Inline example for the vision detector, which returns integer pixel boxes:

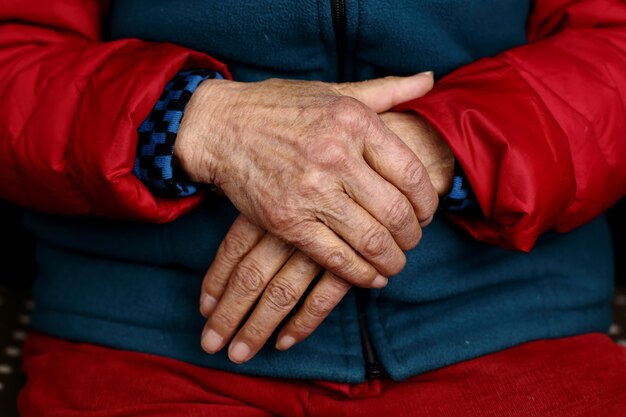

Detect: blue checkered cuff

[134,69,223,197]
[440,163,477,212]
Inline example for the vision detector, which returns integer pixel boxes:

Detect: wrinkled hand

[200,215,340,362]
[198,97,454,364]
[379,112,454,196]
[176,75,439,292]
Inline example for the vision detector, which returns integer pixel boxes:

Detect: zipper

[331,0,383,379]
[356,288,385,380]
[330,0,347,80]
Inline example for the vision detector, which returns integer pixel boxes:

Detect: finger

[380,111,455,198]
[227,251,321,364]
[200,215,265,318]
[421,215,434,227]
[316,194,406,277]
[286,220,386,289]
[343,160,422,250]
[276,272,351,351]
[335,72,434,114]
[362,127,439,225]
[201,234,295,354]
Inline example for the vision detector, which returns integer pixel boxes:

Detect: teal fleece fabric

[108,0,529,81]
[26,0,613,382]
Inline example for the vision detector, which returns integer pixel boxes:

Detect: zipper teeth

[331,0,347,81]
[330,0,381,379]
[357,289,385,380]
[331,0,346,30]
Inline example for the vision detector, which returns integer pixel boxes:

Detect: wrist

[135,69,222,197]
[175,78,236,186]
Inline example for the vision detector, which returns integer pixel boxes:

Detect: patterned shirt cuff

[134,69,223,197]
[439,162,478,212]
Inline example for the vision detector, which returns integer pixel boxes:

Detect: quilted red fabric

[18,332,626,416]
[401,0,626,250]
[0,0,230,223]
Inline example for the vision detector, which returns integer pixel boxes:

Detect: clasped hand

[174,73,453,364]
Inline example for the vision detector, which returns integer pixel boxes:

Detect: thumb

[335,71,434,113]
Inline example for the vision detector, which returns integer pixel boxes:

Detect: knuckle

[231,262,265,295]
[288,223,317,249]
[221,232,250,261]
[309,139,357,173]
[385,197,414,230]
[293,255,319,275]
[327,95,359,113]
[323,248,351,272]
[290,232,314,250]
[403,159,427,189]
[326,96,372,132]
[361,226,390,258]
[264,205,300,236]
[323,249,374,283]
[242,322,264,339]
[298,171,326,197]
[291,316,316,335]
[318,194,351,224]
[211,310,235,329]
[363,227,390,258]
[306,292,335,318]
[264,281,299,312]
[325,274,352,292]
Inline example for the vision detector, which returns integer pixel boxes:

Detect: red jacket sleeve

[0,0,231,222]
[397,0,626,251]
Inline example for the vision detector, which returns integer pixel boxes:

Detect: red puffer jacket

[1,0,625,251]
[0,0,230,223]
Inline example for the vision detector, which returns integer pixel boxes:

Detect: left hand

[199,111,454,364]
[379,111,454,196]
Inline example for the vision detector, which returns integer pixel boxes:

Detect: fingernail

[276,335,296,351]
[418,70,434,77]
[200,293,217,317]
[229,342,251,364]
[372,274,388,288]
[201,329,224,353]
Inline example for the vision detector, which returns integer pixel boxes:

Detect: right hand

[176,74,439,288]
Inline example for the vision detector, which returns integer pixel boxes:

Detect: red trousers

[19,332,626,417]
